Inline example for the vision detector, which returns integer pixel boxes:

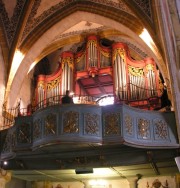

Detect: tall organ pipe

[112,44,127,101]
[60,52,74,95]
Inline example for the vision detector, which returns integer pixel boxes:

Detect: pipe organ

[35,35,162,109]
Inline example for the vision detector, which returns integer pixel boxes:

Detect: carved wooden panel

[103,112,120,136]
[154,119,169,140]
[63,111,79,134]
[44,113,57,136]
[33,119,42,140]
[124,114,133,136]
[84,113,100,135]
[137,118,150,139]
[17,123,31,144]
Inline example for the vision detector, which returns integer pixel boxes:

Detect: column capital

[127,176,139,188]
[0,170,11,188]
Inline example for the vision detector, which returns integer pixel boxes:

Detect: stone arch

[7,11,167,107]
[0,46,6,127]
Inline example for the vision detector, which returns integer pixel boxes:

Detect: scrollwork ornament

[63,111,79,133]
[47,77,60,90]
[44,114,57,136]
[17,123,31,143]
[104,112,120,136]
[84,113,99,135]
[125,114,133,136]
[128,65,144,77]
[113,48,125,63]
[154,119,168,140]
[138,118,150,139]
[33,119,42,140]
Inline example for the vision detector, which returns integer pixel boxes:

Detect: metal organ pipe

[60,52,74,95]
[113,57,118,97]
[113,53,127,100]
[117,55,122,98]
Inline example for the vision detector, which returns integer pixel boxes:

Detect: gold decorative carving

[154,120,168,139]
[18,123,31,143]
[128,65,144,76]
[113,48,125,61]
[75,53,86,63]
[47,77,60,90]
[87,39,97,48]
[85,113,99,135]
[138,118,150,139]
[61,57,74,70]
[146,64,154,71]
[33,119,41,140]
[44,114,57,135]
[63,111,79,133]
[100,48,111,58]
[38,81,45,89]
[104,113,120,135]
[125,114,133,136]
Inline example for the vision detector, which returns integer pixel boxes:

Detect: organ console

[34,35,163,110]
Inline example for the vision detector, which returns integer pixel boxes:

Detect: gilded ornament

[154,119,168,139]
[33,119,41,140]
[104,113,120,135]
[138,118,150,139]
[100,49,111,58]
[85,113,99,135]
[128,66,144,77]
[63,111,79,133]
[47,77,60,90]
[146,64,154,71]
[87,40,97,48]
[44,114,57,135]
[17,123,31,143]
[75,53,85,63]
[61,57,74,70]
[112,48,125,63]
[125,114,133,135]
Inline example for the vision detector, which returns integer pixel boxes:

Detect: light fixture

[75,168,93,174]
[3,161,8,166]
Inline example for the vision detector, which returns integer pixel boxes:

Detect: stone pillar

[175,156,180,171]
[0,171,11,188]
[176,174,180,188]
[83,181,90,188]
[44,181,52,188]
[32,181,53,188]
[127,177,138,188]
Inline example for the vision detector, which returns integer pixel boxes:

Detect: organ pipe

[61,52,74,95]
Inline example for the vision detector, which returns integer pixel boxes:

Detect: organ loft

[34,35,165,111]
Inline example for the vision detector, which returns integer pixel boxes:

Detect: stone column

[127,177,138,188]
[0,171,11,188]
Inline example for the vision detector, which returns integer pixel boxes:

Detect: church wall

[29,176,177,188]
[138,175,176,188]
[5,177,27,188]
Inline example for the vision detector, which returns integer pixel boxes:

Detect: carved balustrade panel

[84,113,100,136]
[63,111,79,134]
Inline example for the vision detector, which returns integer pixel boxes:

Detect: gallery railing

[2,83,163,129]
